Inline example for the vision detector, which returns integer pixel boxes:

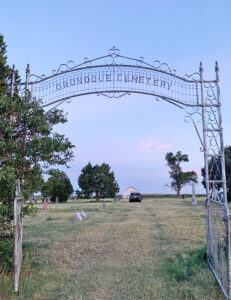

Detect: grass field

[0,197,225,300]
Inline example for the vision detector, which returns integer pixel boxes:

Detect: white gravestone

[75,212,83,221]
[80,211,87,218]
[191,183,197,206]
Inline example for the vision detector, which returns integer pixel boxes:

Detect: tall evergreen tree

[0,35,10,97]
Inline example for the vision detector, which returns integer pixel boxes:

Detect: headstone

[75,212,83,221]
[43,201,48,210]
[191,183,197,206]
[114,196,118,203]
[80,211,87,218]
[55,197,59,204]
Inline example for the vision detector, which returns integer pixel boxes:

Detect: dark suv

[129,193,142,202]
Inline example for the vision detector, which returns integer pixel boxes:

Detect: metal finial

[215,61,219,72]
[200,61,203,72]
[108,46,120,56]
[25,64,30,93]
[10,64,16,97]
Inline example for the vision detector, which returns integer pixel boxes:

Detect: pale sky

[1,0,231,194]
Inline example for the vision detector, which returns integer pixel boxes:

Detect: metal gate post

[10,64,15,97]
[25,64,30,98]
[215,61,231,298]
[200,62,211,260]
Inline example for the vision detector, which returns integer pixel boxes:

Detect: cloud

[140,141,154,148]
[139,140,173,152]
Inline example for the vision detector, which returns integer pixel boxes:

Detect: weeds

[0,237,13,273]
[165,247,207,282]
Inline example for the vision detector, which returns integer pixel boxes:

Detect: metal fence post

[10,64,15,97]
[25,64,30,98]
[200,62,211,260]
[215,61,231,298]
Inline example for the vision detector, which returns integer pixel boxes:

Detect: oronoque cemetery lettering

[56,71,173,91]
[29,63,199,107]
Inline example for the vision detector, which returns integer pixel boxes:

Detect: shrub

[0,236,13,273]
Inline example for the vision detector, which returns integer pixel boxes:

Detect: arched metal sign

[20,46,201,108]
[15,46,231,299]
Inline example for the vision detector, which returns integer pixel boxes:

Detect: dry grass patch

[0,197,226,300]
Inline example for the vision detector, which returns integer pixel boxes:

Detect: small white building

[122,186,139,199]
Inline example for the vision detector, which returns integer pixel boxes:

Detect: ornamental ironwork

[13,47,231,299]
[17,46,206,108]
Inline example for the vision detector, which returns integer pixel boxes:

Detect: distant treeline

[118,194,206,199]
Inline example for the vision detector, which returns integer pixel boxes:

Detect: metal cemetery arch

[15,47,230,299]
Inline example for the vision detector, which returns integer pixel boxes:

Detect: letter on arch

[63,81,69,88]
[56,83,62,90]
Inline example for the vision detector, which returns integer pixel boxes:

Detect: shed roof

[123,186,139,192]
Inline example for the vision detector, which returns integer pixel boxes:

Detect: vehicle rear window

[131,193,139,196]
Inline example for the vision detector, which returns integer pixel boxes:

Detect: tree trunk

[96,192,100,201]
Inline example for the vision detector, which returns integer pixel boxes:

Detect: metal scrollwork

[184,106,204,150]
[52,60,76,75]
[136,56,144,67]
[98,92,131,99]
[29,73,47,82]
[184,106,202,123]
[152,60,176,75]
[108,46,120,57]
[183,72,200,81]
[27,46,186,83]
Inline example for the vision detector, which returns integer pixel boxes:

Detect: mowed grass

[0,197,225,300]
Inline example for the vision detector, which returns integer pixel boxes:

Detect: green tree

[0,35,10,97]
[0,35,75,234]
[77,162,94,198]
[201,146,231,201]
[0,35,20,97]
[165,151,198,197]
[78,162,119,200]
[41,170,74,202]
